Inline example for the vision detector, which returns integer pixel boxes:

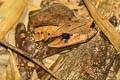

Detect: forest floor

[0,0,120,80]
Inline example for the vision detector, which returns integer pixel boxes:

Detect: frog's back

[29,3,75,27]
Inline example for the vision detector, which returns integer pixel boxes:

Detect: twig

[41,54,65,80]
[0,39,60,80]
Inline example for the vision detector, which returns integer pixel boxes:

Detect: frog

[15,3,97,79]
[28,3,97,48]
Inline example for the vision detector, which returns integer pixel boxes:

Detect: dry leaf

[0,0,27,39]
[28,0,41,11]
[0,51,9,80]
[6,50,21,80]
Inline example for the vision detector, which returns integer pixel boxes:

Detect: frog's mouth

[48,30,97,48]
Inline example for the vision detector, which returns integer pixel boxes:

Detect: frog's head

[31,20,97,48]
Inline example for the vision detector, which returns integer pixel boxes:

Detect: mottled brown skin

[28,3,75,32]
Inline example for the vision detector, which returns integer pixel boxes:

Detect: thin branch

[0,39,60,80]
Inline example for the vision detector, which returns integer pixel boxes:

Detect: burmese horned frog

[15,3,97,79]
[28,3,97,48]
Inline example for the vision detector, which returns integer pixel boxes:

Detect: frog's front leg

[15,23,33,79]
[15,22,50,79]
[15,23,27,67]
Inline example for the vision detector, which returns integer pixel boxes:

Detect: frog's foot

[15,23,27,48]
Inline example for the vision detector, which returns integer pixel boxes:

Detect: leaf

[41,54,64,80]
[28,0,41,11]
[116,70,120,80]
[6,50,21,80]
[0,0,27,40]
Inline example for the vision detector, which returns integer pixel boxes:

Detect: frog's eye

[61,33,70,40]
[90,21,96,28]
[48,33,50,35]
